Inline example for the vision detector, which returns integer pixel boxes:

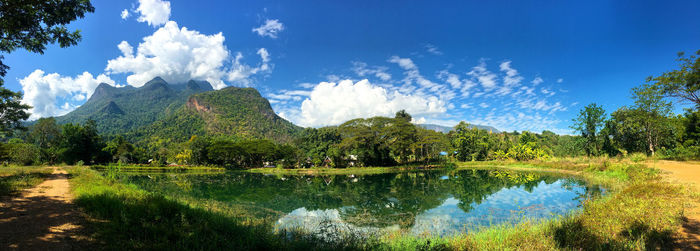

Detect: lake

[111,168,604,237]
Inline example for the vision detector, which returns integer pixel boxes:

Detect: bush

[629,153,647,163]
[5,142,40,166]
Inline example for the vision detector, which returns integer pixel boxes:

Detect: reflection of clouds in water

[276,207,399,241]
[276,180,588,238]
[411,180,585,236]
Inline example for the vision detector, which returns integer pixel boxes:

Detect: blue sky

[5,0,699,134]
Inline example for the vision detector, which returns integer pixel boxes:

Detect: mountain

[130,86,302,144]
[55,77,214,135]
[418,123,500,134]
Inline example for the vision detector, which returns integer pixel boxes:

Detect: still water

[115,169,603,237]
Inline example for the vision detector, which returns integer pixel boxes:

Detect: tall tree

[645,51,700,108]
[571,103,606,156]
[388,111,416,163]
[631,85,673,156]
[28,117,62,163]
[0,0,94,134]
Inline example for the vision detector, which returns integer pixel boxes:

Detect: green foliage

[338,117,397,166]
[603,87,677,157]
[645,50,700,108]
[571,103,606,156]
[452,122,492,161]
[60,120,106,164]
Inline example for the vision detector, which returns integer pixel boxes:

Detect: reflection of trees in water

[124,169,602,228]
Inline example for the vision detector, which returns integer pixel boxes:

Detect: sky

[4,0,699,134]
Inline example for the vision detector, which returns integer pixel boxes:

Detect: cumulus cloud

[136,0,171,27]
[252,19,285,38]
[105,21,270,89]
[20,70,116,119]
[121,9,130,20]
[288,79,446,127]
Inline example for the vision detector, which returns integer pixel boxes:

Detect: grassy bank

[90,164,225,172]
[0,166,52,197]
[380,158,690,250]
[244,163,453,175]
[65,158,693,250]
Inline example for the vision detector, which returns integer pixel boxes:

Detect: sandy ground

[0,167,92,250]
[650,160,700,250]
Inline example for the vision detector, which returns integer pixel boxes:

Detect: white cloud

[495,61,523,96]
[531,77,543,85]
[556,78,563,83]
[289,79,447,127]
[121,9,130,20]
[252,19,285,38]
[352,61,391,81]
[479,102,489,108]
[227,48,273,86]
[467,60,498,90]
[19,70,116,120]
[136,0,171,27]
[106,21,270,89]
[438,70,461,89]
[388,56,451,99]
[298,82,316,89]
[425,44,443,55]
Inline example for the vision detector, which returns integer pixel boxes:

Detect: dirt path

[650,160,700,250]
[0,167,92,250]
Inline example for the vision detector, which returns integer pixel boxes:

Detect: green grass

[0,166,53,197]
[65,157,692,250]
[245,163,454,175]
[90,164,225,172]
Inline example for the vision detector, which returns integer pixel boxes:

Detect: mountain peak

[90,83,118,101]
[186,80,214,92]
[142,77,170,90]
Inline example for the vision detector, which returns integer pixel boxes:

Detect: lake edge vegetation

[63,155,695,250]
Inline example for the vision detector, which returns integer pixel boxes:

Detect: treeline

[3,118,148,165]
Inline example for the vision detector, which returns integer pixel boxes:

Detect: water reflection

[117,169,603,237]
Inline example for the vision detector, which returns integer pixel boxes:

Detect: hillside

[56,77,213,135]
[129,86,303,144]
[418,123,500,134]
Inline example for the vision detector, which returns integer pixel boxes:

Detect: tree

[102,135,135,163]
[387,111,416,163]
[631,86,673,156]
[645,51,700,108]
[452,122,491,161]
[28,117,62,163]
[60,120,105,164]
[571,103,606,156]
[0,0,95,134]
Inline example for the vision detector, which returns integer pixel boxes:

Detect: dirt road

[651,160,700,250]
[0,167,92,250]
